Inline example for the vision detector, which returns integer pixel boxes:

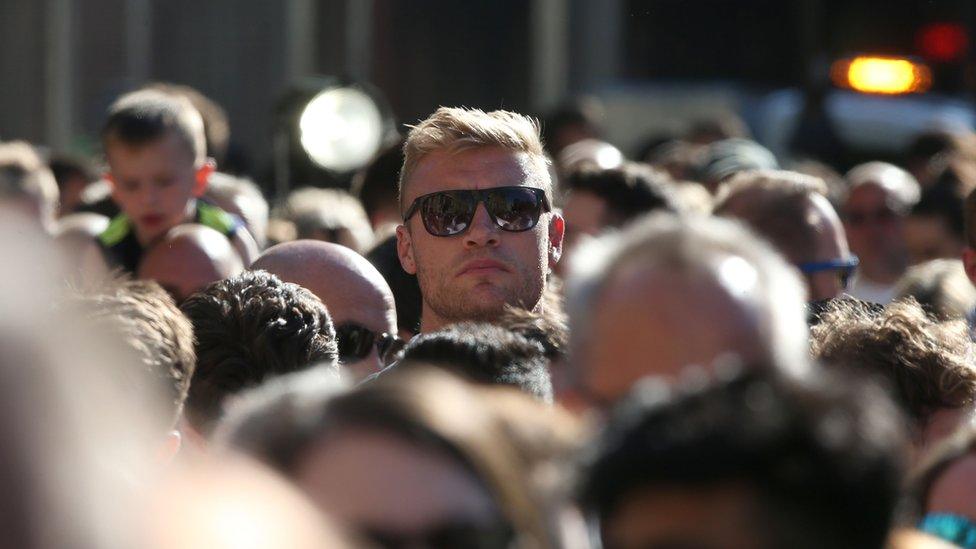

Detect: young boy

[85,89,257,275]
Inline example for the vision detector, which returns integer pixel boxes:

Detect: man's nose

[464,202,500,248]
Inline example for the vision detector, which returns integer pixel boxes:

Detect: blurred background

[2,0,975,194]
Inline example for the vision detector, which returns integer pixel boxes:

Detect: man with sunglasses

[396,107,565,332]
[251,240,401,380]
[841,162,919,304]
[714,169,856,302]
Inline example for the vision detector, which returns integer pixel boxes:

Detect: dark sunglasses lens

[337,326,375,362]
[422,192,474,236]
[376,334,404,364]
[486,188,543,231]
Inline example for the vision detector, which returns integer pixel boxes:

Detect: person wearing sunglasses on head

[251,240,401,381]
[395,107,565,333]
[714,169,856,302]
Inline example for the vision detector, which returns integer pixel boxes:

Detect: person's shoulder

[196,201,243,236]
[97,213,132,248]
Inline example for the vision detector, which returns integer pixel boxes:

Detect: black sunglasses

[402,186,551,237]
[335,323,403,365]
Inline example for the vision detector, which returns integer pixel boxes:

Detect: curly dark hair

[811,298,976,428]
[181,270,338,434]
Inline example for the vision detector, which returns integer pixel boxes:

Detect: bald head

[715,170,851,301]
[567,213,810,408]
[137,224,244,303]
[252,240,397,379]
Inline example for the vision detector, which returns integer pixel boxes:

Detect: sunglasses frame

[401,186,551,237]
[335,323,403,365]
[797,256,860,289]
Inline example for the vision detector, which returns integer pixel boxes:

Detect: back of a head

[204,172,269,250]
[180,270,338,435]
[563,162,681,227]
[916,160,976,246]
[714,169,832,264]
[73,278,195,431]
[397,322,554,402]
[567,212,811,387]
[278,187,374,253]
[102,89,206,167]
[581,369,907,549]
[696,138,778,191]
[137,224,245,303]
[894,259,976,320]
[350,141,404,228]
[811,298,976,433]
[0,141,58,231]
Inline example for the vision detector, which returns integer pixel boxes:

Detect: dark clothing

[97,201,242,273]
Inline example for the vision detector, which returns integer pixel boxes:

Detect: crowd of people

[5,83,976,548]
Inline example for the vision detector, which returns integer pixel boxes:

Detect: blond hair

[399,107,550,205]
[0,141,58,227]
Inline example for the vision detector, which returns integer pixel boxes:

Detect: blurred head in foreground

[581,369,907,549]
[566,213,810,409]
[0,141,58,233]
[910,428,976,548]
[219,367,578,549]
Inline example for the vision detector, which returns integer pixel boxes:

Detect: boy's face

[106,131,208,245]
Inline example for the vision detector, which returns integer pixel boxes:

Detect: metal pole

[45,0,73,150]
[345,0,373,81]
[530,0,569,112]
[125,0,152,84]
[286,0,317,84]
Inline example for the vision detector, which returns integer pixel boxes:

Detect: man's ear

[156,430,182,464]
[548,212,565,267]
[193,158,216,197]
[396,224,417,275]
[963,247,976,287]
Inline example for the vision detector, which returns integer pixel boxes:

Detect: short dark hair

[366,233,422,336]
[102,89,206,166]
[397,322,553,402]
[581,369,906,549]
[180,270,338,434]
[563,162,681,226]
[918,161,976,244]
[351,141,403,222]
[73,279,195,429]
[146,82,230,164]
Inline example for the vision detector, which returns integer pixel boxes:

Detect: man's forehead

[404,146,549,199]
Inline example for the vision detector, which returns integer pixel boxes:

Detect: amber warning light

[830,56,932,95]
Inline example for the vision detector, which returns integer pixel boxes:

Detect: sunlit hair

[894,259,976,321]
[0,141,58,229]
[713,169,832,264]
[567,212,811,378]
[102,88,207,167]
[71,278,196,429]
[399,107,551,206]
[811,298,976,428]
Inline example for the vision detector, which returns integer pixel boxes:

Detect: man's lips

[457,259,510,277]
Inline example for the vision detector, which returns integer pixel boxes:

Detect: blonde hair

[399,107,550,205]
[0,141,58,227]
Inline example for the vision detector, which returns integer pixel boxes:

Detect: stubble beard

[417,263,546,326]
